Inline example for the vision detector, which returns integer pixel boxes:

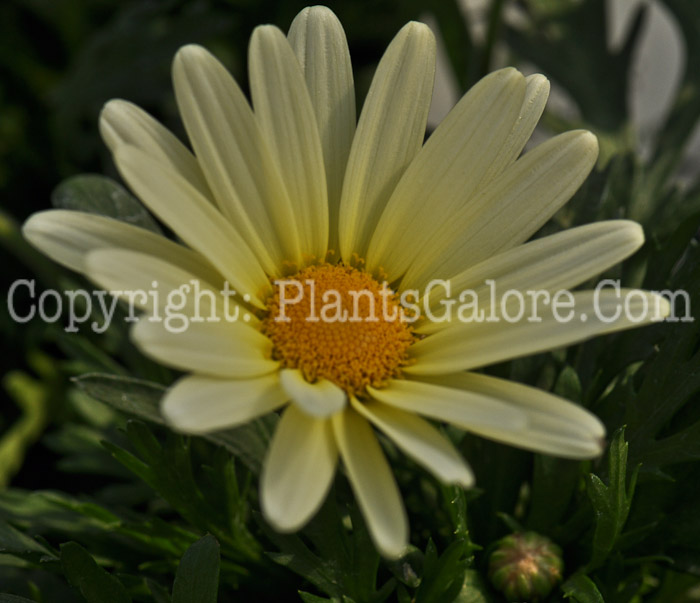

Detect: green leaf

[0,489,109,534]
[104,424,203,526]
[60,541,131,603]
[207,414,278,474]
[265,536,341,598]
[77,372,276,474]
[415,539,469,603]
[339,505,385,602]
[439,484,480,557]
[527,456,581,535]
[619,238,700,472]
[562,573,604,603]
[72,373,166,425]
[454,570,494,603]
[52,174,162,234]
[147,579,172,603]
[298,592,336,603]
[0,520,55,562]
[554,365,582,402]
[171,534,220,603]
[586,428,637,569]
[55,331,129,376]
[0,595,40,603]
[104,421,259,571]
[264,498,394,602]
[396,585,413,603]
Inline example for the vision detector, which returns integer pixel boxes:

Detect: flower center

[261,263,414,395]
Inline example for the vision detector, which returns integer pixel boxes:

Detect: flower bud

[488,532,563,601]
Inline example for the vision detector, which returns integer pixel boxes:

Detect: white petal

[470,426,603,458]
[367,379,527,431]
[99,99,213,200]
[351,397,473,486]
[419,220,645,334]
[113,144,269,307]
[366,67,526,278]
[84,248,243,318]
[132,319,277,378]
[250,26,328,259]
[162,374,288,434]
[261,404,337,531]
[172,44,301,271]
[338,22,435,262]
[332,409,408,558]
[280,369,346,417]
[22,210,221,285]
[417,372,605,458]
[408,289,671,375]
[507,74,550,163]
[288,6,356,252]
[401,130,600,289]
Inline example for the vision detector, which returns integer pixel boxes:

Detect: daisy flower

[23,6,669,558]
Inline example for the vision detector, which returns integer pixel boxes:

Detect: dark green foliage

[1,0,700,601]
[586,429,638,570]
[51,175,163,234]
[505,0,639,132]
[262,502,395,601]
[562,573,605,603]
[60,541,132,603]
[171,535,220,603]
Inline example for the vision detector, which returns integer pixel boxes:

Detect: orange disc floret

[261,263,414,395]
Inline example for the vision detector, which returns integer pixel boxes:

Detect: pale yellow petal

[22,210,221,286]
[366,67,526,278]
[332,409,408,558]
[162,374,287,434]
[261,404,337,531]
[367,379,527,431]
[99,99,213,200]
[351,398,473,486]
[280,369,346,417]
[84,248,243,317]
[172,44,301,270]
[113,145,269,307]
[417,372,605,458]
[401,130,599,290]
[408,290,670,375]
[472,423,603,458]
[418,220,644,334]
[288,6,355,252]
[338,22,435,262]
[131,319,277,378]
[505,74,550,165]
[250,26,328,259]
